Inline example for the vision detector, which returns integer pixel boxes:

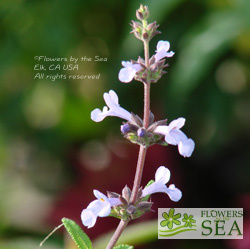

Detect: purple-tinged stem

[105,219,129,249]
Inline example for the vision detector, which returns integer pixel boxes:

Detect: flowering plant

[42,4,195,249]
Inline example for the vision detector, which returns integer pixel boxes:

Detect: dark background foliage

[0,0,249,248]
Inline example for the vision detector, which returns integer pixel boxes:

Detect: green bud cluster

[129,5,170,84]
[133,56,169,84]
[108,186,152,221]
[131,4,161,42]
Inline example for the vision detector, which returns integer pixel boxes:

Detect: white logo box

[158,208,243,239]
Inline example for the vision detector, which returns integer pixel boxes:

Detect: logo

[158,208,243,239]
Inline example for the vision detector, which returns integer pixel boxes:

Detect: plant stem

[143,82,150,129]
[144,40,150,68]
[105,144,147,248]
[130,145,147,204]
[143,38,150,129]
[105,219,129,249]
[130,39,151,203]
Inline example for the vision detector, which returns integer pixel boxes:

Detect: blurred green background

[0,0,250,248]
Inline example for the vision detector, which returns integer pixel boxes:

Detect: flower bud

[149,56,155,66]
[127,204,136,215]
[149,111,154,125]
[119,196,129,206]
[136,10,144,21]
[122,185,131,202]
[121,124,131,134]
[136,4,150,21]
[143,32,149,40]
[107,191,120,198]
[136,187,143,201]
[136,201,152,212]
[137,128,146,137]
[120,209,129,220]
[130,113,143,127]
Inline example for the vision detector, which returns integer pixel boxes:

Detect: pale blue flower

[154,40,175,62]
[154,118,195,157]
[118,61,142,83]
[91,90,131,122]
[81,190,122,228]
[142,166,182,202]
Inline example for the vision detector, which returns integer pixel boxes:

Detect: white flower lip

[81,190,122,228]
[91,90,131,122]
[154,40,175,62]
[178,138,195,158]
[81,209,97,229]
[118,61,142,83]
[142,166,182,202]
[154,117,195,157]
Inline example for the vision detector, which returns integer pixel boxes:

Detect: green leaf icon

[62,218,92,249]
[160,208,181,229]
[182,213,196,228]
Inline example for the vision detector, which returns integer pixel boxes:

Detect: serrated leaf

[62,218,92,249]
[113,244,134,249]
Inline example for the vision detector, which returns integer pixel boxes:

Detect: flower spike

[91,90,132,122]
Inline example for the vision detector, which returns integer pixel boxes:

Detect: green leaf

[113,244,134,249]
[141,180,154,201]
[145,179,154,188]
[62,218,92,249]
